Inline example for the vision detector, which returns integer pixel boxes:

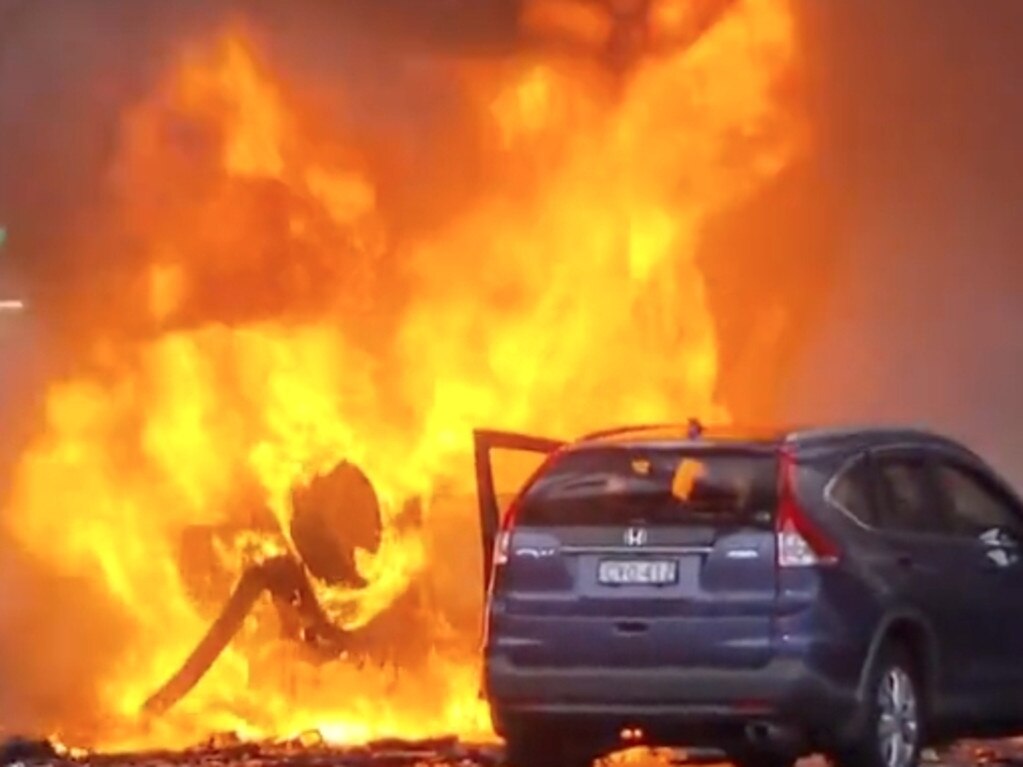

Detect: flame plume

[5,0,799,750]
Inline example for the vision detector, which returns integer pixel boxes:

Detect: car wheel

[834,646,924,767]
[504,728,597,767]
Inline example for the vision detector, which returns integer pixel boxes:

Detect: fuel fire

[3,0,798,752]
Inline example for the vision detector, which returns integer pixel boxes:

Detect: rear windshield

[516,446,778,527]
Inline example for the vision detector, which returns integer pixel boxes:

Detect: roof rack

[785,424,940,443]
[578,419,708,443]
[576,423,675,442]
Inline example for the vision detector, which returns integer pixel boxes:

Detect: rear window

[828,455,877,526]
[516,446,778,527]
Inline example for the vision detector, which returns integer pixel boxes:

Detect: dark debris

[0,736,503,767]
[0,739,59,766]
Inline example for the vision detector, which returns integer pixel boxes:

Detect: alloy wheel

[876,665,920,767]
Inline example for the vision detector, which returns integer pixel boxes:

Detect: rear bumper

[485,653,859,737]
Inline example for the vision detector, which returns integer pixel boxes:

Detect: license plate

[597,559,678,585]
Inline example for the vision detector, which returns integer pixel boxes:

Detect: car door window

[875,454,949,535]
[829,455,877,527]
[934,461,1023,540]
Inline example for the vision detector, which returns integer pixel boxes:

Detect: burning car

[2,0,800,748]
[148,458,487,715]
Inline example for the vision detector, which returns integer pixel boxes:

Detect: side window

[829,455,876,526]
[934,461,1023,539]
[875,454,948,534]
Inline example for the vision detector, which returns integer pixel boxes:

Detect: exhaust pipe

[744,722,802,750]
[745,722,772,746]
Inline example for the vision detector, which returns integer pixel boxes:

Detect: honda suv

[475,424,1023,767]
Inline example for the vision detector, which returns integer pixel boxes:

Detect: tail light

[491,494,521,571]
[490,449,564,571]
[493,530,512,567]
[776,449,840,567]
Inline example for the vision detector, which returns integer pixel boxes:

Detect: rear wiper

[543,477,610,498]
[680,505,770,527]
[546,475,662,497]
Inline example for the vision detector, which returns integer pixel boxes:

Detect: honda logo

[624,527,647,546]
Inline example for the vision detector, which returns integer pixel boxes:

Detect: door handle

[894,552,915,568]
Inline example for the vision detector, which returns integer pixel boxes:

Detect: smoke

[0,1,494,342]
[778,0,1023,482]
[0,0,518,451]
[0,0,207,736]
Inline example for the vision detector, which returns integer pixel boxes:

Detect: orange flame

[5,0,799,750]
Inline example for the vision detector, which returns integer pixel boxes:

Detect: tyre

[833,645,924,767]
[504,725,598,767]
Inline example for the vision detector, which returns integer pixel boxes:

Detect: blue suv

[475,424,1023,767]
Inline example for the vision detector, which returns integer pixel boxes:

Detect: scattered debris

[10,736,1023,767]
[148,462,425,716]
[142,556,350,715]
[666,747,730,765]
[0,736,502,767]
[0,738,58,766]
[932,742,1023,767]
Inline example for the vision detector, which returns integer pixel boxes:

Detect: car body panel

[473,429,564,592]
[478,424,1023,748]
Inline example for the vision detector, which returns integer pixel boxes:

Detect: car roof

[573,422,971,454]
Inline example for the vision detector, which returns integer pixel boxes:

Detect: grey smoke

[783,0,1023,482]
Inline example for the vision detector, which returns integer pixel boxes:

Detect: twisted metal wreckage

[144,460,396,714]
[144,429,559,715]
[142,0,736,715]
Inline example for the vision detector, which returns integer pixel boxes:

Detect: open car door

[473,429,564,594]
